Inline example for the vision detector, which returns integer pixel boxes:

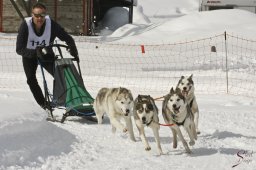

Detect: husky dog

[162,87,197,153]
[133,95,163,155]
[93,87,136,141]
[176,74,200,134]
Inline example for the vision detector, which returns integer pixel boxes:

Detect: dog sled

[38,44,95,123]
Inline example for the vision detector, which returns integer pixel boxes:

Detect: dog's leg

[109,115,127,133]
[112,125,116,133]
[151,123,163,155]
[94,106,104,124]
[174,126,191,153]
[184,121,196,146]
[194,111,200,134]
[135,120,151,151]
[170,127,177,148]
[190,121,197,140]
[124,116,136,142]
[191,100,200,134]
[140,129,151,151]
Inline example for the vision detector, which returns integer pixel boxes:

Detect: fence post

[0,0,2,32]
[224,31,229,94]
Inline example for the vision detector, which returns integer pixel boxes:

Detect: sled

[38,44,95,123]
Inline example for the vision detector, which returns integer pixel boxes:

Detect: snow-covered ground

[0,0,256,170]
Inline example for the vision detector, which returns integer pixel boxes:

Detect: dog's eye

[181,83,184,85]
[135,105,141,110]
[121,101,124,104]
[138,109,143,113]
[170,99,173,102]
[177,98,180,102]
[147,104,153,111]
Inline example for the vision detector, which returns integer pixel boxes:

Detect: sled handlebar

[50,44,69,49]
[50,44,83,79]
[50,44,68,59]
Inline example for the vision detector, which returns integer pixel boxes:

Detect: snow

[1,0,256,169]
[106,9,256,43]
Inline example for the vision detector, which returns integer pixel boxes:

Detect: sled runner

[38,44,95,123]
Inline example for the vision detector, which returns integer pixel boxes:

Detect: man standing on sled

[16,2,79,114]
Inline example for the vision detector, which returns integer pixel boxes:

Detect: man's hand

[36,46,48,59]
[67,45,80,62]
[74,55,80,62]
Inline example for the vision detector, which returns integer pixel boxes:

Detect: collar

[146,117,153,126]
[171,111,187,126]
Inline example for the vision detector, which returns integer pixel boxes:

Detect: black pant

[22,57,54,107]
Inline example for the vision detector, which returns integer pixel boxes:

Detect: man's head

[32,2,47,29]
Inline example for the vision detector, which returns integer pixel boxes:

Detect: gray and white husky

[133,95,163,155]
[162,87,197,153]
[176,74,200,134]
[93,87,136,141]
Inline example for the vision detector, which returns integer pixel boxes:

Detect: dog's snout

[142,117,146,122]
[183,87,187,90]
[173,104,176,108]
[126,109,130,114]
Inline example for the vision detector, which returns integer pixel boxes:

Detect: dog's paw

[158,150,163,155]
[145,146,151,151]
[173,142,177,148]
[123,128,128,133]
[130,136,136,142]
[112,126,116,133]
[186,148,192,154]
[189,140,195,146]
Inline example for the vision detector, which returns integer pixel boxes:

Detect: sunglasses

[33,13,46,18]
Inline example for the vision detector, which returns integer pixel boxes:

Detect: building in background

[0,0,134,35]
[200,0,256,13]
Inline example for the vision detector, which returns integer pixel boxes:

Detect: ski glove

[36,46,48,60]
[67,45,79,62]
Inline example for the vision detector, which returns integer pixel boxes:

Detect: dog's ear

[115,87,122,101]
[189,74,193,80]
[128,90,133,101]
[138,95,142,102]
[170,87,174,94]
[128,89,132,95]
[177,76,184,88]
[188,74,194,84]
[176,81,180,89]
[117,87,121,94]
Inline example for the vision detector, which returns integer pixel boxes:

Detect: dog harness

[146,117,154,126]
[172,116,186,126]
[171,105,192,126]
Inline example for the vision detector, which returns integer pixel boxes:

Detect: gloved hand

[36,46,48,60]
[67,45,79,62]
